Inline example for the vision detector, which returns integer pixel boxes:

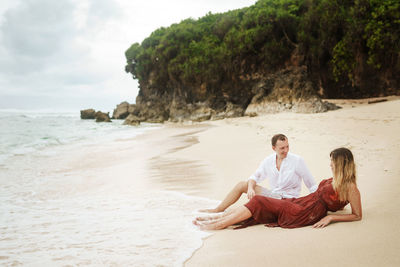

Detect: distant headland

[83,0,400,124]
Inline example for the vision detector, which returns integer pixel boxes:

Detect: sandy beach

[2,0,399,265]
[2,98,399,266]
[146,98,400,266]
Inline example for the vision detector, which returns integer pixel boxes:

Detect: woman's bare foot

[193,219,219,230]
[192,220,202,226]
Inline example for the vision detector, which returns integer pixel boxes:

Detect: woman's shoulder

[317,178,333,189]
[347,182,359,194]
[321,177,333,184]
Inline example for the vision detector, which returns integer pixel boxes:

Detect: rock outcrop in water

[95,111,111,122]
[80,109,96,119]
[123,114,142,126]
[112,102,130,119]
[80,109,111,122]
[112,102,138,120]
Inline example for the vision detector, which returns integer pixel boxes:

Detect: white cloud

[0,0,255,111]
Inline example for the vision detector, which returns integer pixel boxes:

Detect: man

[201,134,317,213]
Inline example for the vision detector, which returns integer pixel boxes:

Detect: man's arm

[296,157,318,193]
[247,179,257,199]
[247,158,268,198]
[248,158,268,183]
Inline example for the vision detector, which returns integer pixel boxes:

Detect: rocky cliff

[121,0,399,124]
[118,64,339,124]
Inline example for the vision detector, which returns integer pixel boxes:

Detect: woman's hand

[313,215,332,228]
[313,184,362,228]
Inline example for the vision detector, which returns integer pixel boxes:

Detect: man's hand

[313,215,332,228]
[247,188,256,199]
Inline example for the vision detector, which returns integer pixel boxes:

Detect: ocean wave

[0,110,161,165]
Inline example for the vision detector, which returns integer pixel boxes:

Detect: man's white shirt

[248,152,317,198]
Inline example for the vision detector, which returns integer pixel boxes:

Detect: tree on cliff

[125,0,399,112]
[298,0,400,97]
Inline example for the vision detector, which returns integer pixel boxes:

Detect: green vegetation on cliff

[125,0,399,102]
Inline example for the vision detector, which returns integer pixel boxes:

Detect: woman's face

[330,157,335,173]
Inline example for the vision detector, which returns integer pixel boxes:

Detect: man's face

[273,139,289,159]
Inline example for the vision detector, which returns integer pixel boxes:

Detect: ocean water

[0,109,150,164]
[0,110,215,266]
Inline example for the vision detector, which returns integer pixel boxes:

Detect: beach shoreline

[1,98,399,266]
[0,113,216,267]
[154,97,400,267]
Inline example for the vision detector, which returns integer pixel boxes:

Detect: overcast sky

[0,0,255,111]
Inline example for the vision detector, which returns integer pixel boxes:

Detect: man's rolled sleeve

[296,157,317,193]
[248,159,268,184]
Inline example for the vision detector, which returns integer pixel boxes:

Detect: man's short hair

[271,134,287,146]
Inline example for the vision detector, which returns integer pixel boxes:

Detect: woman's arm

[313,183,362,228]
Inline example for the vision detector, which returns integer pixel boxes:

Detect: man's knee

[235,181,248,193]
[250,195,263,204]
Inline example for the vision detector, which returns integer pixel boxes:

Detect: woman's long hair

[330,148,357,201]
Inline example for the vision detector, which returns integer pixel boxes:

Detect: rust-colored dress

[241,178,348,229]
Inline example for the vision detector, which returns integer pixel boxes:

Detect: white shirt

[248,152,317,198]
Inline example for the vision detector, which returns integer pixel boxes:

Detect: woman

[194,148,362,230]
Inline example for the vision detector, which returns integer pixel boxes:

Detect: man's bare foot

[198,208,222,213]
[195,216,211,222]
[196,213,223,221]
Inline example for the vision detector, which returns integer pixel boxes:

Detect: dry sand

[146,98,400,266]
